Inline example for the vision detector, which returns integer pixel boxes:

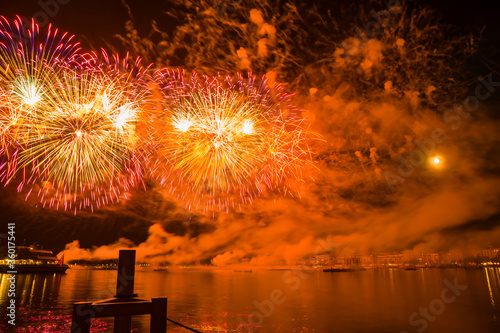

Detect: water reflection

[0,273,62,309]
[484,267,498,322]
[0,271,110,331]
[0,267,499,332]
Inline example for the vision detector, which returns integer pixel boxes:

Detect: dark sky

[1,0,499,50]
[0,0,172,49]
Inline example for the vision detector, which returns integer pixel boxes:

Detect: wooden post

[115,250,136,298]
[70,302,92,333]
[114,315,132,332]
[150,297,168,333]
[70,250,168,332]
[114,250,137,333]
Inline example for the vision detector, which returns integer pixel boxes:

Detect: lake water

[1,267,499,332]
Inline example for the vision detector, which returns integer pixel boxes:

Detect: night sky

[2,0,499,47]
[1,0,499,264]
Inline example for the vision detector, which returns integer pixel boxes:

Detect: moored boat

[323,267,356,272]
[1,245,69,273]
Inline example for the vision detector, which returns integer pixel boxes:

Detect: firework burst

[0,16,81,166]
[0,16,80,79]
[0,16,152,212]
[0,16,315,213]
[150,70,313,210]
[12,65,147,212]
[0,31,148,212]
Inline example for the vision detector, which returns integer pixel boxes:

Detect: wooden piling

[114,250,137,332]
[70,250,168,332]
[151,297,168,333]
[115,250,136,298]
[70,302,92,333]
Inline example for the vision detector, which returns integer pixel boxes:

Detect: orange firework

[149,70,313,210]
[11,54,150,213]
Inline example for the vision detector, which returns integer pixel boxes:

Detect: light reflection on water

[0,267,499,332]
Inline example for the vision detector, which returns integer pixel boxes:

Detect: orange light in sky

[430,155,443,168]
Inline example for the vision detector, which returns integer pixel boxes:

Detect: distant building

[265,248,498,268]
[271,259,287,266]
[376,253,408,266]
[418,252,439,265]
[442,250,464,264]
[474,248,500,260]
[336,255,374,266]
[314,254,331,266]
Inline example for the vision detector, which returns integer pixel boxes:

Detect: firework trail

[149,70,313,210]
[0,85,16,153]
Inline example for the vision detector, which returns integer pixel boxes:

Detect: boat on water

[1,245,69,274]
[323,267,358,272]
[436,264,460,269]
[153,267,168,271]
[403,266,418,270]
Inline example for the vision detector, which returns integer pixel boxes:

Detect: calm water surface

[1,267,499,332]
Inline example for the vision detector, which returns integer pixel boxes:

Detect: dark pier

[70,249,168,332]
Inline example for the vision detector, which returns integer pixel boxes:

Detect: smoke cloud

[57,89,500,265]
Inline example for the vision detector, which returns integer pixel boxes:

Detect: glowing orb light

[430,155,444,169]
